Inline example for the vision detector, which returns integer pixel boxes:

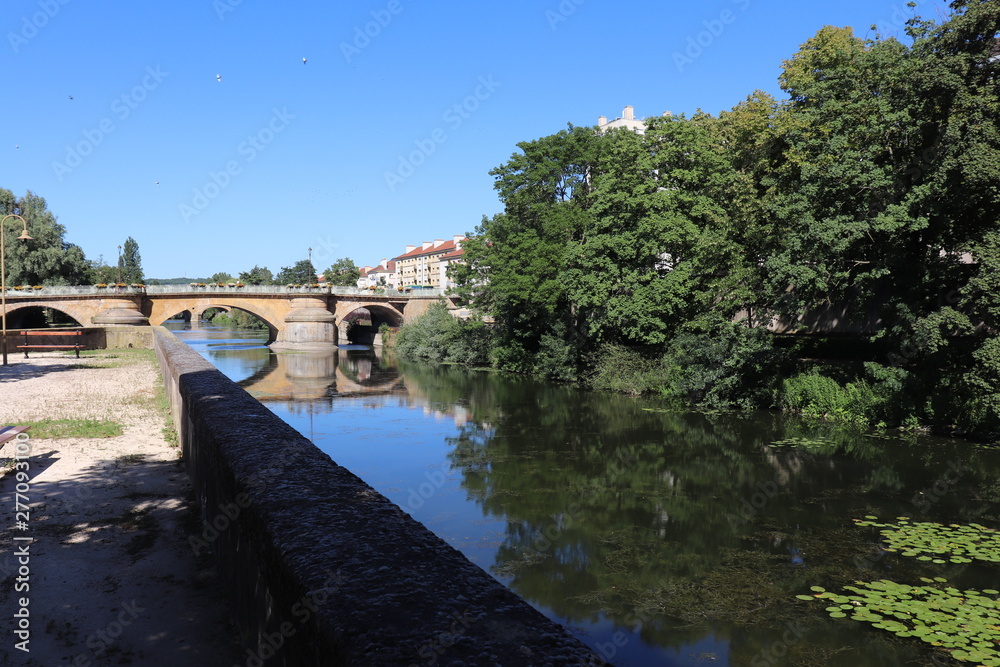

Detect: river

[164,321,1000,666]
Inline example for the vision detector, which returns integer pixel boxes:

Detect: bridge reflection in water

[238,346,404,402]
[165,321,401,401]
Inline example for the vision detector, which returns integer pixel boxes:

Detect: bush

[660,320,783,409]
[395,302,491,366]
[779,362,920,427]
[209,308,268,331]
[587,345,671,395]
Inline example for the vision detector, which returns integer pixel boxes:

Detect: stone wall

[152,327,603,666]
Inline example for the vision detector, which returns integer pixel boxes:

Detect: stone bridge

[0,285,450,348]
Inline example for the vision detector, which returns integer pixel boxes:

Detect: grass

[28,348,180,447]
[71,349,180,448]
[72,348,157,367]
[19,418,123,439]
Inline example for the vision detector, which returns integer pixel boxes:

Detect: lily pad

[799,579,1000,664]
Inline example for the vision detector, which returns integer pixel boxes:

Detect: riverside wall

[152,326,603,666]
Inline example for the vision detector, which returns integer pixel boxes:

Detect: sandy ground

[0,351,244,666]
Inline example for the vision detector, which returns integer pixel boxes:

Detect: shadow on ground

[0,449,244,666]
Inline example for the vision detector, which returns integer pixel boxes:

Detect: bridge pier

[91,297,149,326]
[270,297,338,350]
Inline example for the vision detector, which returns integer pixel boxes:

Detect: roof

[392,238,465,261]
[439,248,465,261]
[359,260,396,277]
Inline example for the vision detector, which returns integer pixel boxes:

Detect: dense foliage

[120,236,143,284]
[406,1,1000,435]
[0,189,90,286]
[323,257,361,286]
[238,265,273,285]
[275,259,317,285]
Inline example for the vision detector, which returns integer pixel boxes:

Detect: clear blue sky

[1,0,952,279]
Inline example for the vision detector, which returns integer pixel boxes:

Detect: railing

[0,284,449,298]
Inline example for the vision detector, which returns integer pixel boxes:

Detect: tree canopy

[0,189,90,286]
[323,257,360,286]
[238,265,273,285]
[121,237,143,284]
[447,0,1000,432]
[275,259,317,285]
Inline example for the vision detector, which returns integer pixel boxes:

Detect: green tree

[0,189,90,286]
[576,115,735,346]
[453,125,605,377]
[210,272,235,284]
[275,259,316,285]
[121,237,144,283]
[86,256,118,284]
[238,265,273,285]
[323,257,360,286]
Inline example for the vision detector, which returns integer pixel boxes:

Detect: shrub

[779,362,920,427]
[395,302,491,366]
[660,320,783,409]
[587,345,670,395]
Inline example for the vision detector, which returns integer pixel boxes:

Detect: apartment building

[392,235,465,288]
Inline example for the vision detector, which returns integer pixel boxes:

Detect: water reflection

[389,363,1000,665]
[237,347,403,402]
[167,323,1000,666]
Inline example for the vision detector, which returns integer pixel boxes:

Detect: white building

[357,259,398,289]
[597,105,672,135]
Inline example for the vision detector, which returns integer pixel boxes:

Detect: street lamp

[1,212,33,366]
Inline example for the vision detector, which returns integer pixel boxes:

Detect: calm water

[165,322,1000,666]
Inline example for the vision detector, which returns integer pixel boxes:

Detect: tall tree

[238,265,273,285]
[454,125,604,377]
[323,257,360,286]
[275,259,316,285]
[121,236,144,283]
[86,257,118,284]
[0,189,90,286]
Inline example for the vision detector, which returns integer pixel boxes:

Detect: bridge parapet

[1,285,448,298]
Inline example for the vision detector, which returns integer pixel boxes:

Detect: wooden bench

[0,426,30,446]
[17,329,84,358]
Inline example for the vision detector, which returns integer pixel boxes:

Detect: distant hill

[146,277,211,285]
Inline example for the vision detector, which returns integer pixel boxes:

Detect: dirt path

[0,351,243,666]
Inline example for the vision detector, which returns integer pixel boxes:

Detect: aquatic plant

[852,516,1000,565]
[800,579,1000,665]
[769,437,837,453]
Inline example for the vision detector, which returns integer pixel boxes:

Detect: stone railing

[1,284,448,298]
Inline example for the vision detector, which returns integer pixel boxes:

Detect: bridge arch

[337,303,403,345]
[2,303,89,328]
[150,301,279,342]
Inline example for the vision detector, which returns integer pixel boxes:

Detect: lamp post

[1,212,33,366]
[117,245,122,284]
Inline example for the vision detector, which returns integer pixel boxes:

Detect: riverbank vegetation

[398,2,1000,437]
[205,307,268,331]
